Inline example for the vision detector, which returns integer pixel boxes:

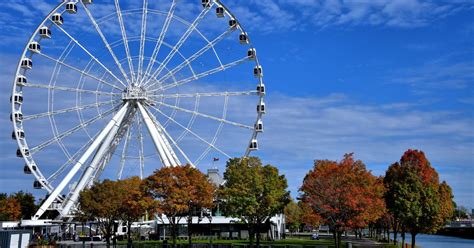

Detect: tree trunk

[401,230,405,248]
[256,223,261,248]
[248,224,254,248]
[411,232,417,248]
[188,216,192,247]
[393,221,398,245]
[127,221,132,247]
[333,231,338,248]
[171,217,177,248]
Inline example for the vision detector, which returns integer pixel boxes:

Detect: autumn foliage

[0,195,21,221]
[144,164,215,247]
[384,149,455,248]
[300,154,385,248]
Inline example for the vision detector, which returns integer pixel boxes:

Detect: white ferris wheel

[11,0,265,221]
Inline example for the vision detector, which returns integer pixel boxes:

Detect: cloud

[258,92,473,206]
[389,55,474,94]
[227,0,473,32]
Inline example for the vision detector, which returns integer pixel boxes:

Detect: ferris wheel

[11,0,265,221]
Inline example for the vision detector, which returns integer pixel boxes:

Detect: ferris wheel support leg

[60,104,131,218]
[137,102,179,167]
[32,103,130,220]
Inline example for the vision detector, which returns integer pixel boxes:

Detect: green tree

[384,149,455,248]
[144,165,215,248]
[219,157,290,247]
[284,200,302,234]
[12,191,36,219]
[78,179,123,245]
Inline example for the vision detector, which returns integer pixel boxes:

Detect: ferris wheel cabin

[239,32,249,44]
[23,165,32,174]
[254,65,263,78]
[12,129,25,140]
[21,58,33,69]
[33,180,42,189]
[257,84,266,95]
[201,0,211,8]
[10,111,23,122]
[255,119,263,132]
[16,148,29,158]
[16,75,27,86]
[249,139,258,150]
[248,48,256,60]
[51,13,63,25]
[229,19,237,29]
[82,0,93,4]
[39,26,51,39]
[216,7,225,17]
[257,100,265,114]
[10,93,23,105]
[66,3,78,14]
[28,42,41,53]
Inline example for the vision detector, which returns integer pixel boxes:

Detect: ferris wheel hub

[122,84,149,102]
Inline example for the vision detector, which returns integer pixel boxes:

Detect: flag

[213,157,219,162]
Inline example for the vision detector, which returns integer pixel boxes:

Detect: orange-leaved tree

[300,154,385,248]
[118,176,154,246]
[144,165,215,247]
[0,194,21,221]
[79,179,123,245]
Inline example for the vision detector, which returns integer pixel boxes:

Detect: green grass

[118,237,342,247]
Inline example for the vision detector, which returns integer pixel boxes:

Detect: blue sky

[0,0,473,210]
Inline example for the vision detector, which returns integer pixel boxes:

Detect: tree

[300,154,385,248]
[12,191,37,219]
[78,179,123,245]
[144,164,215,247]
[284,200,302,234]
[118,176,154,247]
[299,201,322,231]
[384,149,455,248]
[219,157,290,247]
[0,195,21,221]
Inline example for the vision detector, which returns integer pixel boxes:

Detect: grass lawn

[118,237,343,247]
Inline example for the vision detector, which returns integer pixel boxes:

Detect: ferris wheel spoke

[23,99,119,121]
[143,1,215,86]
[157,120,193,166]
[195,95,228,165]
[149,105,231,159]
[141,0,177,84]
[136,115,146,178]
[158,27,234,83]
[30,106,119,155]
[155,101,253,130]
[25,83,121,96]
[47,133,97,183]
[114,0,136,83]
[149,56,250,92]
[150,90,258,99]
[37,52,123,92]
[137,0,148,79]
[117,118,133,179]
[52,24,127,87]
[80,2,131,85]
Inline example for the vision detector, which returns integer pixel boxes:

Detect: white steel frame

[11,0,266,223]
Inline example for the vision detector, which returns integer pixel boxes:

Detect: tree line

[76,157,289,247]
[0,149,459,248]
[286,149,455,248]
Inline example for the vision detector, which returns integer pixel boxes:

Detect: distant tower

[207,168,224,186]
